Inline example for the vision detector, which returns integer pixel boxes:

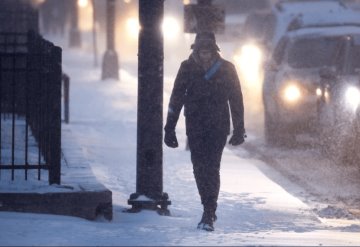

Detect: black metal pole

[11,56,15,181]
[69,0,81,48]
[128,0,170,215]
[101,0,119,80]
[49,46,62,185]
[0,55,2,178]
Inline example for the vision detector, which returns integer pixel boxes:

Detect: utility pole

[128,0,171,215]
[92,0,98,67]
[69,0,81,48]
[101,0,119,80]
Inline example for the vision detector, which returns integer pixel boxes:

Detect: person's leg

[201,133,227,221]
[188,134,208,206]
[188,133,227,230]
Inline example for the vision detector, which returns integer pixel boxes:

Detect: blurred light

[316,88,322,97]
[183,0,191,5]
[283,84,302,103]
[345,86,360,112]
[234,43,263,84]
[125,15,181,41]
[78,0,93,31]
[324,91,329,100]
[126,18,140,40]
[31,0,45,6]
[162,16,181,41]
[78,0,89,8]
[124,0,132,3]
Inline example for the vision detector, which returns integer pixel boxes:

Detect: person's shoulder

[183,55,196,64]
[180,59,190,66]
[220,58,235,69]
[219,58,237,73]
[179,56,195,69]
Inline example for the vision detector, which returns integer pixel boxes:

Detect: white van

[263,25,360,144]
[234,0,360,94]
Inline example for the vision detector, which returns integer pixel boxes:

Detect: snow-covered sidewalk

[1,48,360,246]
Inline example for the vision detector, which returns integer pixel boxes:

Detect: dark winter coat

[165,53,245,137]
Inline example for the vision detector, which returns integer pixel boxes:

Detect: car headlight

[78,0,89,8]
[282,84,302,103]
[162,16,180,41]
[126,17,140,40]
[316,88,322,97]
[234,43,263,84]
[345,86,360,112]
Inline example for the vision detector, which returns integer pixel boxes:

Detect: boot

[199,209,217,222]
[212,211,218,222]
[206,202,217,222]
[197,208,215,231]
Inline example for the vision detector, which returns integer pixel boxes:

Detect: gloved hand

[228,131,246,146]
[164,130,179,148]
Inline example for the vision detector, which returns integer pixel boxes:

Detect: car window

[288,37,342,68]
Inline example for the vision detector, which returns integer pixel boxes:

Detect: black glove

[164,130,178,148]
[228,131,246,146]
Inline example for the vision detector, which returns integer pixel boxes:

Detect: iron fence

[0,0,39,33]
[0,31,62,184]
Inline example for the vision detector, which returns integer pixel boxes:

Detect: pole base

[101,50,119,80]
[126,192,171,216]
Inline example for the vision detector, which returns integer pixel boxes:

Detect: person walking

[164,32,246,231]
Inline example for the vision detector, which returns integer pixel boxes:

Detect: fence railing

[0,0,38,33]
[0,31,62,184]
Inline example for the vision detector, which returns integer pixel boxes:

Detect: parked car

[263,25,360,145]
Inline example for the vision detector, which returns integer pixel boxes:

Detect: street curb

[0,127,113,221]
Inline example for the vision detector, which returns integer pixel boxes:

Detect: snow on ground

[1,41,360,246]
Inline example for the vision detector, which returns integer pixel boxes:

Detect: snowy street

[1,42,360,246]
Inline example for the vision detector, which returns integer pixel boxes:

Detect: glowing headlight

[78,0,89,8]
[283,84,302,103]
[316,88,322,97]
[162,16,180,41]
[234,44,263,84]
[345,86,360,112]
[126,18,140,40]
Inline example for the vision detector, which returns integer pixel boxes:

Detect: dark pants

[188,132,227,211]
